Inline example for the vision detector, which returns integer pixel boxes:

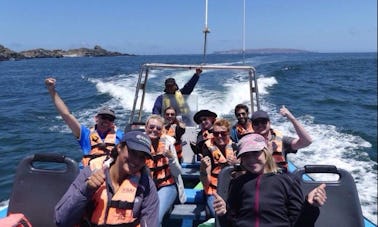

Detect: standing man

[152,68,202,119]
[230,104,254,143]
[251,106,312,172]
[45,77,123,166]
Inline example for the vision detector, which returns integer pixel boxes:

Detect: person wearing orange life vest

[199,118,239,218]
[163,106,186,164]
[190,109,218,158]
[251,106,312,172]
[55,130,159,227]
[144,114,186,226]
[230,104,254,143]
[45,77,123,166]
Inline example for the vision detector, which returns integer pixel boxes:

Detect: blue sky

[1,0,376,54]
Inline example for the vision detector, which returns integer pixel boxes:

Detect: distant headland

[0,44,134,61]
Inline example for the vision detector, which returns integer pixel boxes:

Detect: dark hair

[164,106,177,114]
[234,104,249,116]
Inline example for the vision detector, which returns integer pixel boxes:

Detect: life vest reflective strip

[82,127,117,166]
[162,91,189,115]
[163,124,183,161]
[234,121,254,139]
[204,139,235,195]
[269,129,288,170]
[145,136,175,188]
[89,158,140,227]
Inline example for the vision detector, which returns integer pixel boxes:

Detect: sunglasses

[236,112,247,117]
[99,114,115,122]
[252,119,268,126]
[148,124,162,131]
[165,112,176,116]
[213,131,228,137]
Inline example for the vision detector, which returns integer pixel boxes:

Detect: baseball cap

[121,131,152,158]
[251,110,269,121]
[237,133,267,158]
[97,106,116,119]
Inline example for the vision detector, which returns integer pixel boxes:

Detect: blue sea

[0,53,376,223]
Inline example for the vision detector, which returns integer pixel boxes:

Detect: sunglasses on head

[148,124,162,131]
[252,119,268,126]
[213,131,228,137]
[99,114,115,122]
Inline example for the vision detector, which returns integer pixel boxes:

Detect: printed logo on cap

[136,134,150,147]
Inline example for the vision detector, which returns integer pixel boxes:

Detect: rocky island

[0,45,133,61]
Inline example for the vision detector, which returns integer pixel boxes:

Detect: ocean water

[0,53,376,223]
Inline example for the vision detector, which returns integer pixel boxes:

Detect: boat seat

[293,165,364,227]
[7,153,79,227]
[215,164,365,227]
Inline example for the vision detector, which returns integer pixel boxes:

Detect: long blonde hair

[262,147,279,173]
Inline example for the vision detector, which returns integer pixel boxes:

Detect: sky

[1,0,377,55]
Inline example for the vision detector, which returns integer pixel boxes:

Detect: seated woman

[213,133,327,227]
[200,118,239,218]
[54,131,159,227]
[144,114,186,225]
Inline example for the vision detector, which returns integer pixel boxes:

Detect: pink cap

[237,133,267,158]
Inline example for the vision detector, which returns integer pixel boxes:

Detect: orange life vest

[163,124,183,161]
[82,127,117,166]
[89,158,141,227]
[204,139,236,195]
[145,136,175,189]
[234,120,254,139]
[268,129,288,170]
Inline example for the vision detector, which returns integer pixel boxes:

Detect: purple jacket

[54,166,159,227]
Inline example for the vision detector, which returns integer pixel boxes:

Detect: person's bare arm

[280,105,312,150]
[45,78,81,138]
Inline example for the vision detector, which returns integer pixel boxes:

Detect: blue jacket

[152,73,200,115]
[78,124,124,155]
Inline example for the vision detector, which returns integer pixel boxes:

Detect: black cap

[251,110,270,121]
[97,106,116,119]
[193,110,217,124]
[121,131,152,158]
[164,78,179,92]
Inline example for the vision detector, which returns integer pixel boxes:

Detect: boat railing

[128,63,260,127]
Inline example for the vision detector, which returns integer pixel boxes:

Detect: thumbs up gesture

[307,183,327,207]
[213,192,227,216]
[86,168,106,191]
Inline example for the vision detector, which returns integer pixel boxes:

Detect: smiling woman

[54,130,159,227]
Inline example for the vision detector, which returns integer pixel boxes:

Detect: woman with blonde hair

[144,114,186,226]
[213,133,327,227]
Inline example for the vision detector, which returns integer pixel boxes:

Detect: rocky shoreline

[0,44,134,61]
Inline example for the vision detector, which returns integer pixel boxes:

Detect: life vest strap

[109,200,134,210]
[91,218,140,227]
[155,174,173,184]
[150,164,170,172]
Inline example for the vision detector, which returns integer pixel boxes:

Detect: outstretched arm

[280,105,312,150]
[180,68,202,95]
[45,78,81,138]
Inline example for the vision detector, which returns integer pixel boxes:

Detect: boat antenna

[242,0,246,64]
[203,0,210,64]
